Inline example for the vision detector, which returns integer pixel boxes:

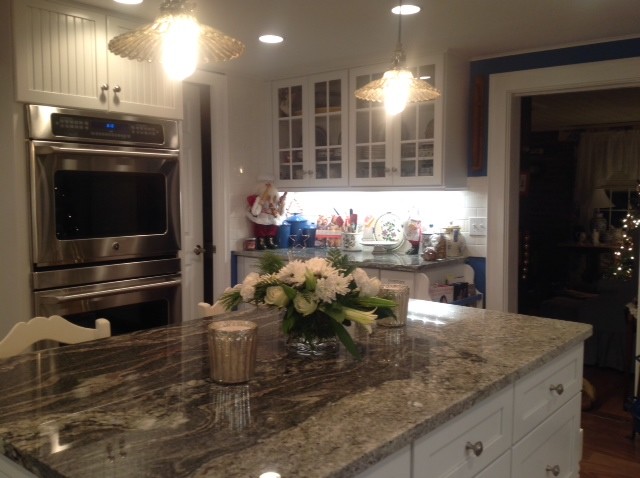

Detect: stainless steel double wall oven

[27,105,182,334]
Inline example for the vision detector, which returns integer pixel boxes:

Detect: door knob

[193,245,206,255]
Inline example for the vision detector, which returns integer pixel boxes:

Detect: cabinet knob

[391,167,398,173]
[305,169,314,176]
[549,383,564,395]
[546,464,560,476]
[112,85,122,93]
[384,167,391,174]
[465,441,483,457]
[100,84,109,91]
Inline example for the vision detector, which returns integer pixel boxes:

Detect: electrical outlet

[469,217,487,236]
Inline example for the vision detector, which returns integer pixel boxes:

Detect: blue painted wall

[467,37,640,177]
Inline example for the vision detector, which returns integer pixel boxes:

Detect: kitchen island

[0,301,591,478]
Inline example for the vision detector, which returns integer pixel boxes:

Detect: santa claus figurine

[246,182,287,249]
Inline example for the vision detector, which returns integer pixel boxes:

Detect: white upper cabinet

[349,53,468,188]
[273,71,348,187]
[13,0,183,119]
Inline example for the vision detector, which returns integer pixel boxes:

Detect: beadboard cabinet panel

[13,0,182,119]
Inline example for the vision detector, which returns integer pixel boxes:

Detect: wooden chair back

[0,315,111,359]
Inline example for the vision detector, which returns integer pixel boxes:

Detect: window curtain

[574,130,640,226]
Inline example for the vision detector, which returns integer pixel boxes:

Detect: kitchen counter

[233,248,467,273]
[0,301,591,478]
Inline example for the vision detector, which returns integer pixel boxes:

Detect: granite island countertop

[233,248,467,273]
[0,301,591,478]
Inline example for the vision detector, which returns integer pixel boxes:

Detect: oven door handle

[40,279,181,303]
[35,144,179,159]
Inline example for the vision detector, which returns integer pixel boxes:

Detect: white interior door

[180,83,205,322]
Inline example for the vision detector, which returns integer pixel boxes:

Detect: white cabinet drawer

[513,344,583,442]
[413,385,513,478]
[512,394,581,478]
[355,445,411,478]
[475,450,511,478]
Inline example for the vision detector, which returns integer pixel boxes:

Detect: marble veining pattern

[0,301,591,478]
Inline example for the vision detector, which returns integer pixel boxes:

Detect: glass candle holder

[207,320,258,384]
[377,283,410,327]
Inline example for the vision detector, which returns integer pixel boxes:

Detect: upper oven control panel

[26,105,179,149]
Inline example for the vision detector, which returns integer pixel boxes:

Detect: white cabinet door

[0,455,37,478]
[14,0,183,119]
[273,72,348,187]
[349,53,468,188]
[14,0,108,110]
[106,17,183,119]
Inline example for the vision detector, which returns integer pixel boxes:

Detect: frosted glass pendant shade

[355,67,440,115]
[108,0,244,81]
[161,15,200,80]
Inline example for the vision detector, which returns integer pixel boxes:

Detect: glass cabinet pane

[277,84,304,181]
[313,77,343,180]
[354,72,389,180]
[399,63,436,179]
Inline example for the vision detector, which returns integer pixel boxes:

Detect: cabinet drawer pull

[549,383,564,395]
[546,464,560,476]
[100,84,109,91]
[465,441,483,457]
[113,85,121,93]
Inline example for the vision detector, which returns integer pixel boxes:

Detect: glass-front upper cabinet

[273,72,348,187]
[349,53,468,188]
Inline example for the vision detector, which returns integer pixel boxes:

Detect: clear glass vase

[285,333,338,358]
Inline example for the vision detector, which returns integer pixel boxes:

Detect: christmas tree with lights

[610,181,640,281]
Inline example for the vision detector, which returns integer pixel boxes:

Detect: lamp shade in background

[590,188,614,210]
[108,0,245,81]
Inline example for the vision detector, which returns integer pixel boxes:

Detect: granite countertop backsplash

[0,301,591,478]
[233,248,467,273]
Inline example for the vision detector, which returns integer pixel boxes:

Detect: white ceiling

[86,0,640,80]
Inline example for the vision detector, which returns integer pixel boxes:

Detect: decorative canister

[276,222,291,248]
[286,214,309,247]
[444,226,466,257]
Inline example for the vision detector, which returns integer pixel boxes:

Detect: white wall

[0,0,32,339]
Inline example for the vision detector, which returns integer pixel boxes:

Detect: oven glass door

[34,275,181,335]
[30,141,180,267]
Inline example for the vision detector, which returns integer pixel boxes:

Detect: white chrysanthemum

[352,268,381,297]
[315,271,351,302]
[240,272,260,301]
[305,257,331,277]
[277,260,307,286]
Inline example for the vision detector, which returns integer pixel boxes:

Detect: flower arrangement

[217,249,396,358]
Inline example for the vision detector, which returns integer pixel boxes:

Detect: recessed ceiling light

[259,34,284,44]
[114,0,143,4]
[391,4,421,15]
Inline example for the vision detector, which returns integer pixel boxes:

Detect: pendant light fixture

[108,0,245,81]
[354,3,440,115]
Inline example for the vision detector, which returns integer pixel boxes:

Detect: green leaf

[259,252,285,275]
[355,296,397,308]
[330,319,361,360]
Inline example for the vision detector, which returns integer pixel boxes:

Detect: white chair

[197,301,228,318]
[0,315,111,359]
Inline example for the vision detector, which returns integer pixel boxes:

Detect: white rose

[265,286,290,308]
[293,294,318,316]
